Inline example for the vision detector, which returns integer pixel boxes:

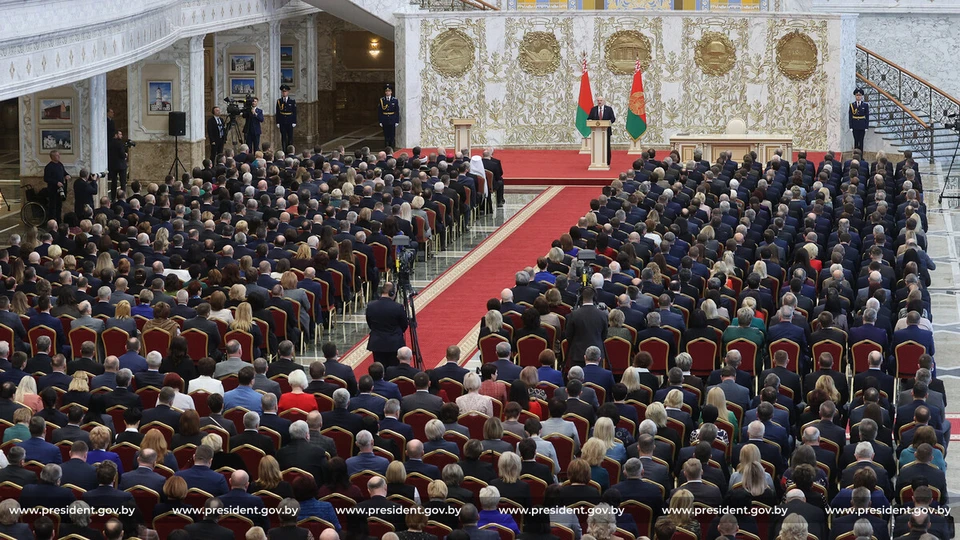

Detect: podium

[586,120,611,171]
[451,118,475,152]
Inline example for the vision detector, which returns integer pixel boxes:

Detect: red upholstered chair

[604,337,632,376]
[28,325,57,357]
[769,339,801,373]
[220,515,256,537]
[224,406,250,429]
[561,413,588,446]
[726,338,759,378]
[181,328,210,362]
[402,409,437,441]
[443,430,468,455]
[126,485,160,522]
[458,412,490,440]
[189,390,211,418]
[392,376,416,397]
[139,421,174,446]
[439,378,464,401]
[895,341,926,378]
[812,340,845,373]
[321,426,355,459]
[298,517,336,538]
[224,330,255,363]
[233,445,266,479]
[153,512,193,538]
[368,516,396,537]
[638,337,669,374]
[68,326,98,361]
[543,433,575,475]
[686,337,719,376]
[406,472,433,503]
[622,500,655,539]
[350,470,384,498]
[199,424,230,451]
[521,474,548,505]
[424,449,459,472]
[851,340,883,374]
[461,477,488,506]
[517,335,548,368]
[142,328,173,358]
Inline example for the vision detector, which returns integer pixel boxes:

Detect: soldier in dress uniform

[379,84,400,149]
[276,84,297,151]
[849,87,869,152]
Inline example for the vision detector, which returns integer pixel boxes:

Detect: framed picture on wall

[280,46,294,65]
[230,78,256,97]
[147,81,173,115]
[280,68,295,86]
[40,129,73,154]
[229,54,256,74]
[38,98,72,123]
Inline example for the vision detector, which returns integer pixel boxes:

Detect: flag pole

[627,56,644,155]
[579,52,591,154]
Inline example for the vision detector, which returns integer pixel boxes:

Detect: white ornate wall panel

[0,0,319,101]
[19,79,91,177]
[397,11,855,151]
[127,39,193,143]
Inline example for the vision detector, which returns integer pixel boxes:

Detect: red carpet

[396,148,828,186]
[344,186,597,374]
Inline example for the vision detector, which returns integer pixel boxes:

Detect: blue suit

[892,325,935,357]
[537,367,564,387]
[849,324,890,352]
[373,379,402,401]
[346,452,389,476]
[119,466,166,494]
[118,351,147,373]
[380,417,415,442]
[223,386,264,413]
[582,364,615,399]
[404,459,440,480]
[175,464,228,496]
[350,394,386,418]
[60,458,98,490]
[18,437,62,464]
[492,359,522,382]
[219,487,269,529]
[27,312,67,354]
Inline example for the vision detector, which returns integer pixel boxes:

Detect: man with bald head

[404,439,440,480]
[219,469,268,528]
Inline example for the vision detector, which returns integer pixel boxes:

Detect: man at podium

[588,96,615,165]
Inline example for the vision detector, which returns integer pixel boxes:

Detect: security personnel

[849,87,869,152]
[242,97,264,153]
[379,84,400,149]
[275,84,297,151]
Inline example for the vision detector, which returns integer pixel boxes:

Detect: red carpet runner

[343,186,598,374]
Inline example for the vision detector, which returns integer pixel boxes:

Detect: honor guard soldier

[276,84,297,151]
[849,87,869,152]
[379,84,400,149]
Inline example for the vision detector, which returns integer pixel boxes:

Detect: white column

[88,73,108,194]
[266,20,281,111]
[187,35,206,142]
[304,15,318,102]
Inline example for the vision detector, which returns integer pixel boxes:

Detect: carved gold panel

[694,31,737,76]
[518,31,561,76]
[776,31,818,81]
[604,30,652,76]
[430,29,475,78]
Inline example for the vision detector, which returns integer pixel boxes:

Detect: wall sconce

[369,39,381,58]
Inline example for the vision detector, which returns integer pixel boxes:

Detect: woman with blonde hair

[93,252,115,278]
[778,514,810,540]
[62,370,92,409]
[10,291,28,316]
[815,374,841,403]
[646,262,664,285]
[620,367,650,403]
[13,376,41,412]
[478,309,511,345]
[2,408,31,443]
[140,427,179,471]
[581,438,611,492]
[291,243,313,270]
[87,425,124,473]
[481,417,513,454]
[656,488,700,535]
[729,443,775,492]
[594,416,626,463]
[248,455,293,499]
[203,433,245,471]
[229,302,263,357]
[703,387,738,442]
[385,460,420,503]
[491,451,531,507]
[105,299,138,336]
[226,284,247,308]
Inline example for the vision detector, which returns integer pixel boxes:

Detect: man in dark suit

[321,388,365,437]
[610,457,663,514]
[582,346,616,402]
[199,393,237,437]
[366,283,408,369]
[276,420,329,489]
[401,372,444,416]
[259,393,292,447]
[489,341,522,383]
[563,380,597,426]
[26,335,56,375]
[141,387,181,432]
[839,445,893,500]
[230,410,275,456]
[587,96,616,165]
[404,439,441,480]
[759,351,803,408]
[353,475,406,533]
[28,295,67,355]
[852,350,895,400]
[829,487,890,540]
[0,446,36,487]
[18,416,62,464]
[67,341,104,376]
[242,97,264,153]
[97,368,143,411]
[895,384,943,436]
[378,84,400,148]
[22,462,79,513]
[106,131,127,202]
[184,498,234,540]
[218,469,269,529]
[82,462,139,525]
[182,303,221,357]
[671,458,722,506]
[384,346,421,383]
[206,106,226,158]
[175,445,228,496]
[380,398,415,442]
[517,438,555,486]
[429,345,470,390]
[810,401,846,452]
[564,287,608,370]
[117,448,166,494]
[733,421,785,475]
[482,148,505,207]
[320,342,359,396]
[892,487,950,540]
[838,419,895,479]
[770,489,828,540]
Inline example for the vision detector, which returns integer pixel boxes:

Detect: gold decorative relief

[604,30,652,76]
[694,31,737,76]
[518,31,561,77]
[776,31,818,81]
[430,29,475,78]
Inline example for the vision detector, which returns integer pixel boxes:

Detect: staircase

[857,45,960,164]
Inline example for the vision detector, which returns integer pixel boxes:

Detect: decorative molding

[518,31,561,77]
[776,30,818,81]
[604,30,652,76]
[694,31,737,77]
[430,29,475,78]
[0,0,320,101]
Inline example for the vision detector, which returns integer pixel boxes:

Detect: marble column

[187,36,206,145]
[88,73,108,196]
[264,20,282,151]
[302,14,319,147]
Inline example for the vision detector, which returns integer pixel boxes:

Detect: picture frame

[280,46,294,65]
[147,81,173,115]
[40,129,73,154]
[280,68,295,86]
[229,54,256,74]
[230,78,256,97]
[38,98,72,123]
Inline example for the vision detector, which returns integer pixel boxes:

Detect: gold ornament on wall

[776,31,818,81]
[430,29,475,78]
[694,32,737,76]
[518,31,561,77]
[604,30,652,76]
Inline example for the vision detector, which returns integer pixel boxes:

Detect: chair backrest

[851,340,883,374]
[68,326,99,361]
[142,327,173,358]
[543,432,575,473]
[458,412,490,440]
[181,328,210,361]
[350,470,385,498]
[726,338,758,375]
[769,338,801,373]
[152,511,194,538]
[233,444,267,478]
[321,426,355,459]
[27,325,57,357]
[423,449,459,472]
[561,413,589,445]
[224,330,255,363]
[126,485,160,522]
[604,336,632,376]
[638,337,670,374]
[894,340,926,377]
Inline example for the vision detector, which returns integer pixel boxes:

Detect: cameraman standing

[242,97,264,154]
[73,169,98,217]
[43,150,69,223]
[107,130,128,201]
[366,282,408,369]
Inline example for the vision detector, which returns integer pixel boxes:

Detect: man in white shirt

[524,418,559,475]
[187,357,224,396]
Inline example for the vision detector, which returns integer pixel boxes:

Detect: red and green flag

[576,59,593,138]
[626,59,647,140]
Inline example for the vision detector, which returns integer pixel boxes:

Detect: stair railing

[857,45,960,125]
[856,74,935,163]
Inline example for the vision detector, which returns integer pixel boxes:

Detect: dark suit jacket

[365,298,408,353]
[770,500,827,540]
[118,466,167,494]
[142,404,181,432]
[565,304,608,368]
[0,465,36,487]
[175,465,228,496]
[321,409,365,436]
[259,413,292,446]
[230,429,276,456]
[184,519,235,540]
[20,482,77,510]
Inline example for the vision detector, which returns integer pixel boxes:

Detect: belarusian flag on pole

[626,59,647,140]
[576,58,593,138]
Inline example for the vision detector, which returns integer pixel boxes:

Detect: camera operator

[365,282,408,369]
[43,150,69,223]
[242,96,264,153]
[107,130,128,201]
[73,169,98,217]
[206,105,226,158]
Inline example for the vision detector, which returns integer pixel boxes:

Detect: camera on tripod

[574,251,597,284]
[224,94,254,118]
[393,236,418,286]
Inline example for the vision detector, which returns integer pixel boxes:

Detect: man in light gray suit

[540,397,582,454]
[706,364,751,413]
[72,301,105,334]
[110,278,136,306]
[213,341,249,378]
[897,368,945,414]
[552,366,600,409]
[148,278,175,307]
[252,357,281,400]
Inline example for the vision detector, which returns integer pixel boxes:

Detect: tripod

[224,114,244,148]
[167,136,188,179]
[395,274,424,372]
[938,126,960,206]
